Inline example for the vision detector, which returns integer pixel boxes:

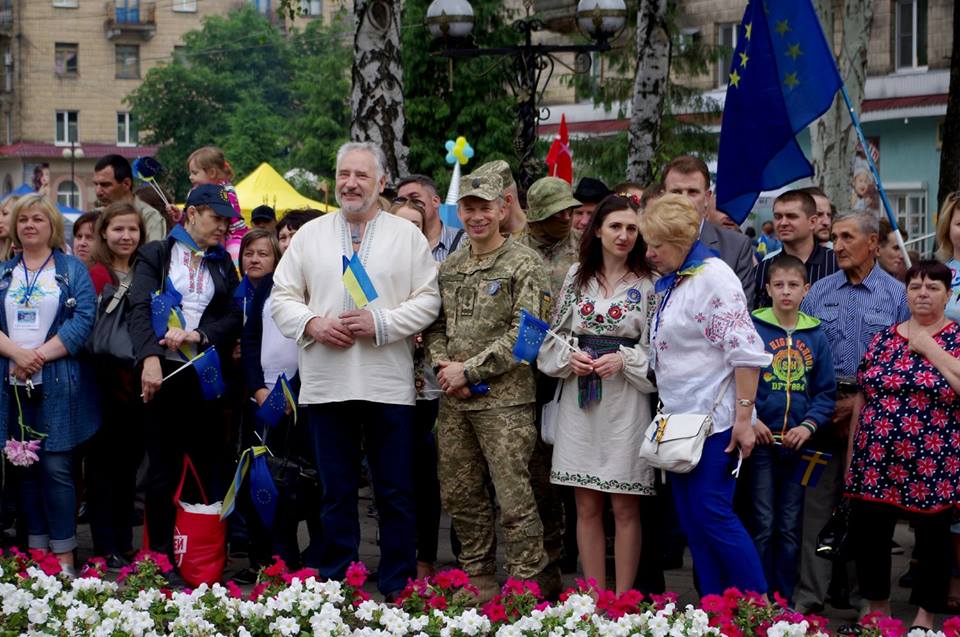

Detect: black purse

[816,498,852,561]
[89,280,135,364]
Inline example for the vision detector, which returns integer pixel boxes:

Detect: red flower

[867,442,885,462]
[878,396,901,413]
[907,481,931,501]
[916,457,937,477]
[428,595,448,610]
[892,357,913,372]
[950,431,960,449]
[943,615,960,637]
[935,479,954,499]
[596,315,605,323]
[881,486,903,503]
[482,601,507,622]
[900,414,922,435]
[864,365,883,379]
[915,370,938,387]
[344,561,368,588]
[945,456,960,475]
[262,556,288,578]
[908,392,931,411]
[873,418,893,438]
[931,408,949,428]
[892,438,916,459]
[862,467,881,487]
[579,303,594,317]
[887,464,909,483]
[607,305,623,320]
[923,432,945,453]
[881,373,905,391]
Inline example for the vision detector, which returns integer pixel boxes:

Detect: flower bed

[0,549,956,637]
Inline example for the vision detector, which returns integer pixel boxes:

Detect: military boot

[454,574,500,607]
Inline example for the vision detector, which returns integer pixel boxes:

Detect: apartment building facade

[541,0,952,250]
[0,0,337,211]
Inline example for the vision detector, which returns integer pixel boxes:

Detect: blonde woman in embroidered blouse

[539,194,656,594]
[638,193,771,596]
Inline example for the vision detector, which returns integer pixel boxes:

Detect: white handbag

[638,375,733,474]
[540,380,563,445]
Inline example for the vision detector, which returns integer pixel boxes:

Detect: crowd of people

[1,140,959,630]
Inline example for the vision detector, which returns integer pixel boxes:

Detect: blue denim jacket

[0,251,101,452]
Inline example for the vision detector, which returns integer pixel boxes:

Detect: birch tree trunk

[809,0,875,208]
[626,0,670,184]
[937,2,960,208]
[350,0,409,181]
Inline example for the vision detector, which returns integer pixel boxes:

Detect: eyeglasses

[390,196,426,213]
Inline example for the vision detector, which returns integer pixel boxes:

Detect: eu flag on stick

[249,452,279,529]
[513,309,550,363]
[715,0,842,223]
[341,253,378,309]
[193,346,226,401]
[255,373,298,427]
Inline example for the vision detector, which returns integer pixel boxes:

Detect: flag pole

[139,348,208,397]
[838,85,912,268]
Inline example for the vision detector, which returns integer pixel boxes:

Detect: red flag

[545,114,573,184]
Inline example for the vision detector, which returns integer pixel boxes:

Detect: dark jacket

[751,307,836,436]
[0,250,100,451]
[128,236,241,366]
[240,272,300,396]
[701,221,756,309]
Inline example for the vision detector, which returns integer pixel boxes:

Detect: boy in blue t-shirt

[748,253,836,603]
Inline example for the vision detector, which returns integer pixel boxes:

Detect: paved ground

[63,487,933,628]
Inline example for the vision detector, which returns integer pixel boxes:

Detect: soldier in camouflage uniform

[425,172,550,602]
[473,159,527,236]
[522,176,581,297]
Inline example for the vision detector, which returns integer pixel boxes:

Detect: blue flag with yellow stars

[248,452,279,529]
[715,0,842,223]
[255,373,298,427]
[193,346,226,401]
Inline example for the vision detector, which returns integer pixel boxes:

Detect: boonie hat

[526,177,581,223]
[459,173,504,202]
[474,160,515,191]
[186,184,240,219]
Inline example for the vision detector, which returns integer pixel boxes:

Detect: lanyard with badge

[15,253,53,331]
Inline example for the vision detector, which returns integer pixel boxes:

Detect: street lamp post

[61,142,84,208]
[426,0,627,191]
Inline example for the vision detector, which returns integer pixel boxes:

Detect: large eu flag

[715,0,842,223]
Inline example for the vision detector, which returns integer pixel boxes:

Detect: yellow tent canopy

[234,162,335,224]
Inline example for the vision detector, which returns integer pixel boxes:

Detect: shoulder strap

[449,228,465,253]
[711,374,735,411]
[104,280,130,315]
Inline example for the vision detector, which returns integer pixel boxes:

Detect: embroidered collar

[169,224,226,261]
[654,240,717,294]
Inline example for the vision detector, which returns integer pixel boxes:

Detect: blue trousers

[747,444,805,601]
[670,429,767,595]
[14,388,77,554]
[307,401,416,595]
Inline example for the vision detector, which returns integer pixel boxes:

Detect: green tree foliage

[401,0,521,194]
[568,1,723,184]
[127,5,351,197]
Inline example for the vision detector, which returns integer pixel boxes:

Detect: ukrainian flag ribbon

[221,445,270,520]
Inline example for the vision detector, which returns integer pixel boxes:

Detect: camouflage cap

[459,172,504,202]
[526,176,581,223]
[474,160,515,191]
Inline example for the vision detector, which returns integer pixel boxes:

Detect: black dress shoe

[836,623,863,636]
[231,567,259,585]
[105,554,131,572]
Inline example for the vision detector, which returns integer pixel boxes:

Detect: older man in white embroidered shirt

[271,142,440,599]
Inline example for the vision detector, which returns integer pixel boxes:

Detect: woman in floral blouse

[637,194,771,596]
[539,193,657,593]
[846,260,960,629]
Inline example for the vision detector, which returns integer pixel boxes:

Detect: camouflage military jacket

[519,230,578,305]
[426,236,551,411]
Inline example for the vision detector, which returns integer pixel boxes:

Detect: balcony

[105,2,156,41]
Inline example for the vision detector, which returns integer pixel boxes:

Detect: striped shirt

[799,262,910,380]
[754,243,839,309]
[431,222,465,263]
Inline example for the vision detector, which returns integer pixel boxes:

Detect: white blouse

[650,257,771,434]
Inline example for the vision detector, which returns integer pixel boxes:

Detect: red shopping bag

[172,455,226,587]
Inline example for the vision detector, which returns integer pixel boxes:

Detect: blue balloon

[463,146,475,159]
[445,152,457,165]
[445,140,455,152]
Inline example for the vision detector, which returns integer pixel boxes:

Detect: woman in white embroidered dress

[539,193,656,593]
[638,193,772,596]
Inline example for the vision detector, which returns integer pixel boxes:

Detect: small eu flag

[193,346,226,401]
[255,373,298,427]
[341,253,378,309]
[792,449,832,488]
[512,309,550,363]
[715,0,842,222]
[248,452,279,529]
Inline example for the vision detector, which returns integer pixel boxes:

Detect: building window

[4,112,11,145]
[173,0,197,11]
[716,22,738,88]
[57,180,80,210]
[115,45,140,79]
[55,111,78,145]
[299,0,322,15]
[54,43,78,77]
[891,189,928,247]
[52,0,79,7]
[117,112,138,146]
[895,0,928,70]
[251,0,271,14]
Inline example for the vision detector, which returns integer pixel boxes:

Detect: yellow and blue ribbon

[341,253,378,308]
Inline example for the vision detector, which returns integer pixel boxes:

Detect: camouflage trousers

[437,403,548,580]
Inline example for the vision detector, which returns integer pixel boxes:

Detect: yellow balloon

[456,136,467,147]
